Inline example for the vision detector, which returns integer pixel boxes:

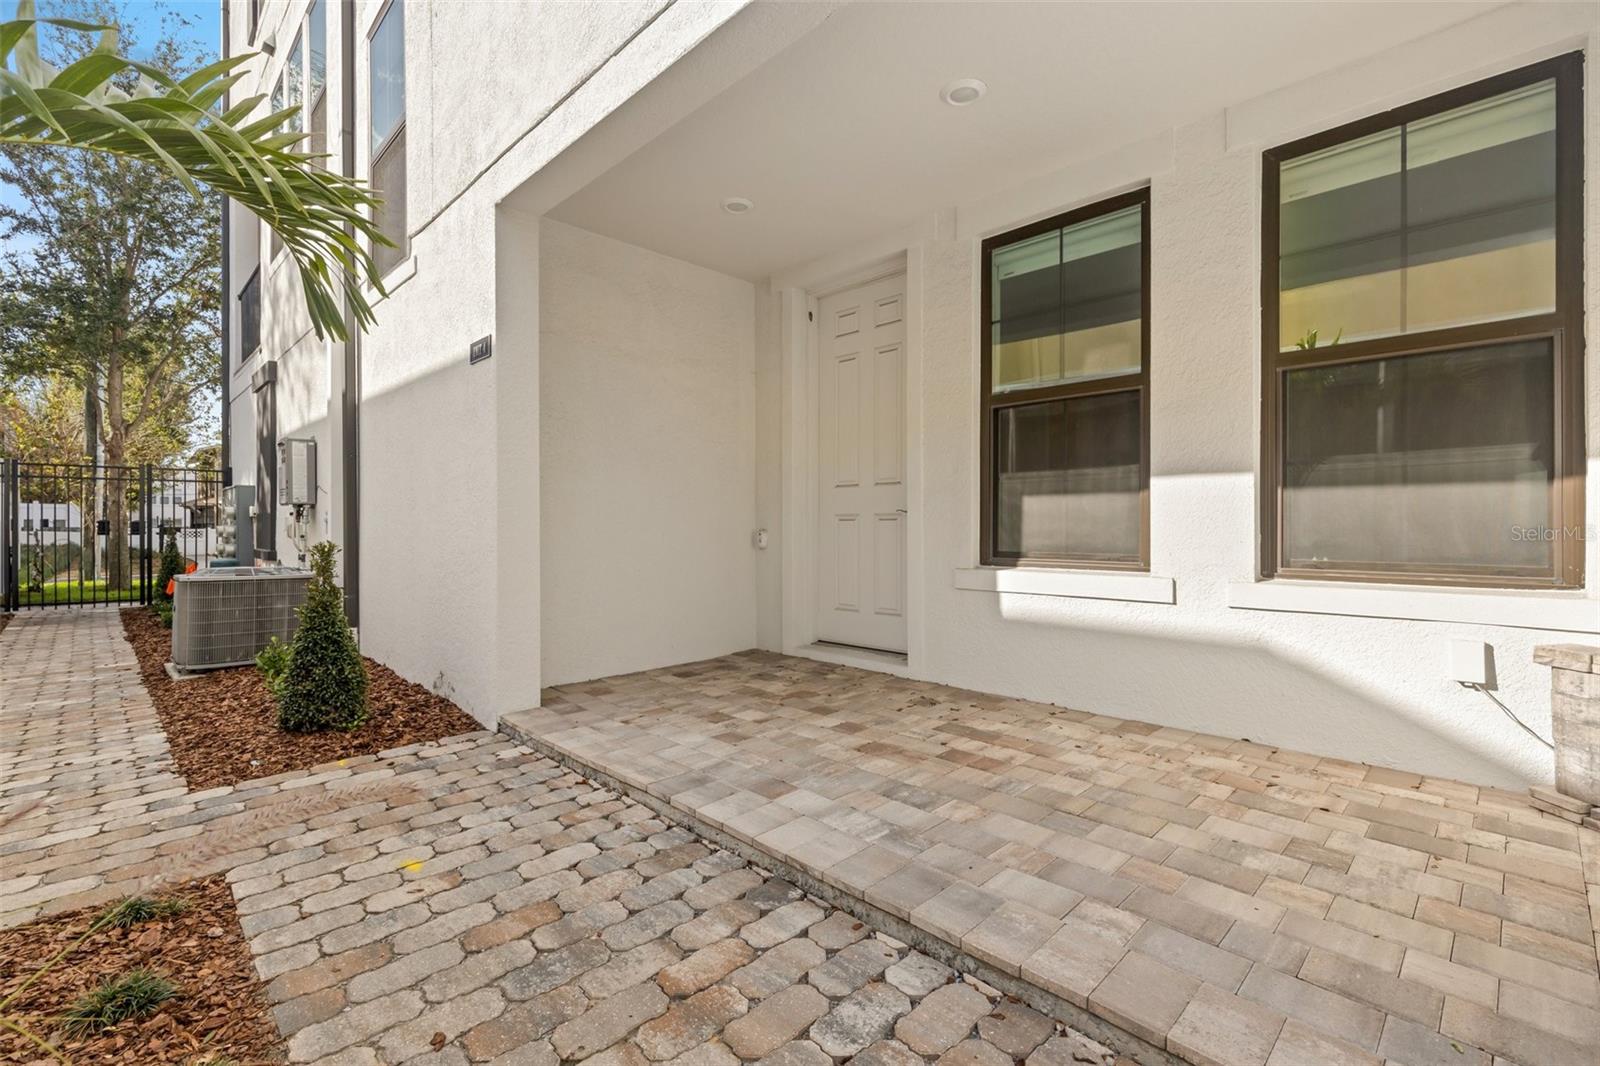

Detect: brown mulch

[0,876,283,1065]
[121,607,480,790]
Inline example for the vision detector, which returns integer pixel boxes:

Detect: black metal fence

[2,461,225,611]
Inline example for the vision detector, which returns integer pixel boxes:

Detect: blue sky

[2,1,222,252]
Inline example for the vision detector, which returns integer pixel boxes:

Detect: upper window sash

[369,0,405,157]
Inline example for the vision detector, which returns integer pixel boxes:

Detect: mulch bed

[122,607,480,790]
[0,875,282,1065]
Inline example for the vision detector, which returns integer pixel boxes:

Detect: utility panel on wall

[277,438,317,507]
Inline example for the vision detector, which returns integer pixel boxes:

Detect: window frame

[367,0,408,276]
[979,186,1152,571]
[1260,52,1585,590]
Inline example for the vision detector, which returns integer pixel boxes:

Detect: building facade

[224,0,1600,787]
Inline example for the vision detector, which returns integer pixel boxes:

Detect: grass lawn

[19,579,151,606]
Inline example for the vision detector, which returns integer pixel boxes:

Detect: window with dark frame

[369,0,407,277]
[980,188,1151,570]
[269,69,286,257]
[307,0,327,159]
[1261,53,1584,589]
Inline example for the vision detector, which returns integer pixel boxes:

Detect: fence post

[141,464,153,606]
[3,459,17,612]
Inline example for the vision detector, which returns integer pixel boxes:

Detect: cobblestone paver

[1,609,186,926]
[1,611,1120,1064]
[506,651,1600,1066]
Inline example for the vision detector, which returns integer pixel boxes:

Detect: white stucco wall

[227,0,750,721]
[753,4,1600,789]
[538,219,758,686]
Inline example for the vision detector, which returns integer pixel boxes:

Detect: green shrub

[154,527,183,604]
[97,895,187,930]
[59,970,176,1037]
[256,636,291,702]
[151,598,174,628]
[277,542,368,733]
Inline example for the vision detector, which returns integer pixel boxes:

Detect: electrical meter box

[277,438,317,507]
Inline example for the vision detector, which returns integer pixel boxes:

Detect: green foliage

[58,969,175,1038]
[154,527,182,604]
[277,542,368,733]
[151,597,172,628]
[1,1,389,341]
[255,636,290,702]
[1293,327,1342,350]
[96,895,185,930]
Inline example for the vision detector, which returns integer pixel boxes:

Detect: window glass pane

[286,33,303,133]
[995,391,1141,560]
[1282,339,1554,574]
[992,230,1060,391]
[1279,128,1402,349]
[1404,82,1556,333]
[372,126,407,274]
[370,3,405,152]
[308,0,326,99]
[271,73,284,116]
[992,204,1142,392]
[1278,81,1555,351]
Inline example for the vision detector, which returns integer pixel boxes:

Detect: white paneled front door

[816,273,907,654]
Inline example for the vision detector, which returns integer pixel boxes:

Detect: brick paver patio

[505,651,1600,1066]
[1,611,1123,1066]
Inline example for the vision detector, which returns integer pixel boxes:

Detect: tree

[0,373,84,477]
[2,0,388,340]
[2,3,225,589]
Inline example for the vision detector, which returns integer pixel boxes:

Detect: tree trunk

[103,361,133,593]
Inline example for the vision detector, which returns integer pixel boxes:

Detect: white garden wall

[538,219,758,686]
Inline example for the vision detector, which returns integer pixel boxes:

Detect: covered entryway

[816,272,908,654]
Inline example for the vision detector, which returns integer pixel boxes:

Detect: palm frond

[1,2,390,340]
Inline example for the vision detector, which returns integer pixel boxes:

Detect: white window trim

[954,567,1175,605]
[1227,579,1598,633]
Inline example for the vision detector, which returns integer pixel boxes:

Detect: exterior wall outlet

[753,529,769,549]
[1447,639,1491,686]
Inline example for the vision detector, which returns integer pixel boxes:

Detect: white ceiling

[549,1,1503,281]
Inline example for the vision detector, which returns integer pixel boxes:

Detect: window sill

[954,567,1175,605]
[1227,579,1598,633]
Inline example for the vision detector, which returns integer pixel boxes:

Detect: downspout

[219,0,231,485]
[339,0,361,626]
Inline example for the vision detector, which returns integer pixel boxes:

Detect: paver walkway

[505,651,1600,1066]
[1,608,187,925]
[0,611,1121,1066]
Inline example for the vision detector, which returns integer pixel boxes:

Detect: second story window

[239,266,262,360]
[369,0,407,276]
[308,0,327,157]
[1262,53,1584,588]
[286,33,304,134]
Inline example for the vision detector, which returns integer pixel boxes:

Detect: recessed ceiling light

[721,197,753,215]
[941,78,987,107]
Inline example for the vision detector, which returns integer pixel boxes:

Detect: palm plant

[1,1,389,340]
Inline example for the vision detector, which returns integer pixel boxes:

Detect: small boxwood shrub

[154,528,182,604]
[276,542,368,732]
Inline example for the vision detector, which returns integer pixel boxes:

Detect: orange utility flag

[166,562,199,597]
